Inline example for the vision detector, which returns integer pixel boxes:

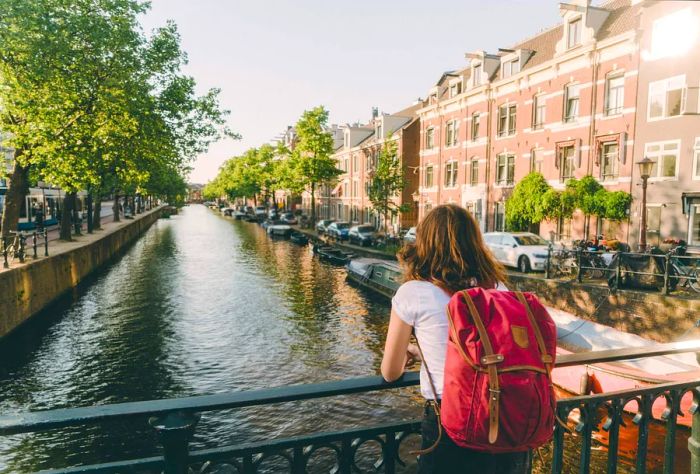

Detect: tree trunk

[59,193,74,241]
[86,193,94,233]
[0,158,29,239]
[311,183,316,226]
[93,195,102,230]
[113,192,120,222]
[72,193,82,235]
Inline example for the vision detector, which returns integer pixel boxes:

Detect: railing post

[576,248,583,283]
[44,229,49,257]
[18,233,25,263]
[2,237,8,269]
[689,390,700,474]
[149,411,200,474]
[545,243,552,279]
[663,253,671,295]
[615,251,622,290]
[32,232,38,259]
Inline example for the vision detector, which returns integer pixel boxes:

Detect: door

[501,235,518,266]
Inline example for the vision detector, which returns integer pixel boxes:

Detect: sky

[140,0,563,184]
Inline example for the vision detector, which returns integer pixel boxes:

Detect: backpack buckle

[481,354,504,365]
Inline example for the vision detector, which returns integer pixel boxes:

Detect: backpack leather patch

[511,325,529,349]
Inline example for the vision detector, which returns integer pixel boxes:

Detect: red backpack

[419,288,557,454]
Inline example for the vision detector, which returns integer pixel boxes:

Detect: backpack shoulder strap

[461,290,502,444]
[514,292,553,370]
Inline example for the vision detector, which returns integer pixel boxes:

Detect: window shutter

[619,132,627,165]
[576,139,582,168]
[555,147,560,169]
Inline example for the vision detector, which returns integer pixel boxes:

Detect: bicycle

[2,231,27,268]
[668,247,700,293]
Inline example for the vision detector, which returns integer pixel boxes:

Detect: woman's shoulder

[395,280,449,301]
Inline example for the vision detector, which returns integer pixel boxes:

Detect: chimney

[371,107,379,119]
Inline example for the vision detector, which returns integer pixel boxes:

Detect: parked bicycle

[667,246,700,293]
[2,231,27,268]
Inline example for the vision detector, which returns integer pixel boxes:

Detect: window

[648,76,685,120]
[425,165,434,187]
[497,104,517,137]
[599,142,619,180]
[449,82,462,98]
[445,121,458,147]
[557,217,572,241]
[424,203,433,214]
[564,84,580,122]
[646,205,662,247]
[559,145,576,181]
[567,18,582,49]
[444,161,458,187]
[644,140,679,179]
[605,75,624,116]
[470,159,479,186]
[694,138,700,180]
[364,181,370,196]
[471,112,480,140]
[532,95,545,129]
[472,63,482,87]
[343,183,348,197]
[494,202,505,232]
[343,158,349,172]
[496,153,515,186]
[352,181,358,197]
[502,59,519,79]
[530,149,542,173]
[425,128,434,149]
[352,155,358,173]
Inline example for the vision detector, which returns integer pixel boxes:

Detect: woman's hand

[405,343,421,368]
[381,310,414,382]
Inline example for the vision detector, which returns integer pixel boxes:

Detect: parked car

[316,219,335,234]
[403,227,416,244]
[327,221,351,240]
[254,206,267,218]
[483,232,550,273]
[280,212,298,225]
[348,225,376,246]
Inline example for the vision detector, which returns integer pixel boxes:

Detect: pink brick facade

[416,0,640,243]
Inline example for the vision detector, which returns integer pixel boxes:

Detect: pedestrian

[381,204,556,474]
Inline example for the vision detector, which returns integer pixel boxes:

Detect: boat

[344,258,700,427]
[267,224,292,237]
[313,244,353,265]
[290,231,309,245]
[233,211,246,220]
[221,207,234,216]
[346,258,401,299]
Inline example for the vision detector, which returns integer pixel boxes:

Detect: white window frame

[497,104,516,137]
[425,127,434,149]
[605,74,625,116]
[688,204,700,246]
[600,142,619,181]
[564,83,580,123]
[496,153,515,186]
[532,94,545,129]
[472,63,482,87]
[471,112,480,140]
[567,17,582,49]
[425,165,434,188]
[470,159,479,186]
[644,139,680,181]
[444,161,458,188]
[445,120,458,147]
[648,75,686,121]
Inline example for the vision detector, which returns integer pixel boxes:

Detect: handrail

[2,339,700,436]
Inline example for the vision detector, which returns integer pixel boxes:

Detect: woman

[380,204,530,474]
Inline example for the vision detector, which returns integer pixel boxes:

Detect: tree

[290,106,340,224]
[368,139,406,234]
[505,172,552,232]
[600,190,631,221]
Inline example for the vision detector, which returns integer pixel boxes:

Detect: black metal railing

[3,341,700,473]
[543,245,700,296]
[1,230,49,269]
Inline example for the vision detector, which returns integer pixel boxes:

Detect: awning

[331,182,343,197]
[682,192,700,214]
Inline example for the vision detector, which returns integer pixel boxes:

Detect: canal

[0,205,661,472]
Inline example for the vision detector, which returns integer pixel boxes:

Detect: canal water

[0,205,664,472]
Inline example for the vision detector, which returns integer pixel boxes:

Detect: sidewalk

[1,206,162,274]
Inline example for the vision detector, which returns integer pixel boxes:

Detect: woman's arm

[381,309,416,382]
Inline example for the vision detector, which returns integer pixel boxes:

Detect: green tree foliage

[290,106,340,223]
[504,173,552,231]
[0,0,232,239]
[599,190,632,221]
[368,139,406,233]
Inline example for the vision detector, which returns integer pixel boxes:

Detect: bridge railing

[3,341,700,473]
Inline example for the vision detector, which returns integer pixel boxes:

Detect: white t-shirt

[391,280,451,400]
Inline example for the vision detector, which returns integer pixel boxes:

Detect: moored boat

[233,211,246,220]
[267,224,292,237]
[346,258,401,299]
[313,244,353,265]
[290,231,309,245]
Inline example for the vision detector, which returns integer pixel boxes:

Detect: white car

[483,232,550,273]
[403,227,416,244]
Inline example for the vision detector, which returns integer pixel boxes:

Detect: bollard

[32,232,38,259]
[545,243,552,279]
[149,411,200,474]
[2,237,8,269]
[663,253,671,295]
[44,229,49,257]
[689,390,700,474]
[615,251,622,290]
[576,248,583,283]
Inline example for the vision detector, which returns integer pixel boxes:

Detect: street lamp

[637,156,655,252]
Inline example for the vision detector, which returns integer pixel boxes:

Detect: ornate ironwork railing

[3,341,700,473]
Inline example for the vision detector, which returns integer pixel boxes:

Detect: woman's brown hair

[398,204,506,293]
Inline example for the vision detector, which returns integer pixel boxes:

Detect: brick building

[416,0,640,243]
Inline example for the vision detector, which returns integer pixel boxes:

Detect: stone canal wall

[508,274,700,343]
[0,207,164,339]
